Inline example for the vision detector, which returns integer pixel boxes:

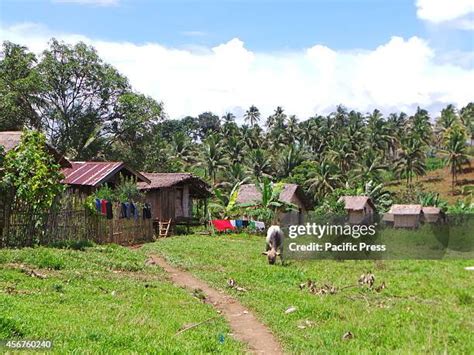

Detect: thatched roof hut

[338,196,376,224]
[235,183,311,225]
[138,173,211,222]
[387,204,422,228]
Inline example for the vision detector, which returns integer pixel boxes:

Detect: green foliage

[2,130,64,229]
[447,199,474,214]
[425,156,445,171]
[92,175,143,203]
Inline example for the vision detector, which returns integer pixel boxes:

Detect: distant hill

[386,160,474,204]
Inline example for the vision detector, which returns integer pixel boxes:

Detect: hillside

[387,160,474,204]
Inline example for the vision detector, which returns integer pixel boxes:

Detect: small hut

[422,207,443,223]
[338,196,375,224]
[61,161,150,195]
[235,183,312,225]
[138,173,211,224]
[387,204,422,228]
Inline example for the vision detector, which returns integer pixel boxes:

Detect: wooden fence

[0,193,154,248]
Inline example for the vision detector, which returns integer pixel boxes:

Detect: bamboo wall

[0,194,154,248]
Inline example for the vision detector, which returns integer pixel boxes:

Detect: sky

[0,0,473,121]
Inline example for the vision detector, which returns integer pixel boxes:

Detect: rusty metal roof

[62,161,150,187]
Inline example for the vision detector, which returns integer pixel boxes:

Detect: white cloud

[0,22,473,120]
[52,0,119,6]
[416,0,474,29]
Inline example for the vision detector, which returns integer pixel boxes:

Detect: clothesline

[94,199,152,220]
[211,219,265,232]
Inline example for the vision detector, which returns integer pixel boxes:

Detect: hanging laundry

[130,203,136,219]
[242,220,249,228]
[255,221,265,231]
[143,203,152,219]
[211,220,236,232]
[249,221,256,229]
[120,203,127,219]
[131,202,139,220]
[105,201,113,220]
[235,220,243,228]
[101,200,107,215]
[230,220,236,227]
[95,199,101,213]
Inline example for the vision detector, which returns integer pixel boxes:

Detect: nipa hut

[235,183,312,226]
[422,206,443,223]
[338,196,376,224]
[386,204,422,228]
[137,173,211,224]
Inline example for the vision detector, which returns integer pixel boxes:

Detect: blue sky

[2,0,472,52]
[0,0,473,119]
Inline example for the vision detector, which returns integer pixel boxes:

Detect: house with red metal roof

[62,161,150,195]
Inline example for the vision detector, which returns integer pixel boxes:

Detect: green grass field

[144,233,474,354]
[1,236,473,354]
[0,245,244,353]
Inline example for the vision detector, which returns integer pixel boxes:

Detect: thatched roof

[235,183,312,210]
[338,196,375,211]
[422,207,441,215]
[138,173,211,199]
[0,131,71,168]
[388,204,422,215]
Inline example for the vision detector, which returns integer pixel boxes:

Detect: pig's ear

[262,251,268,255]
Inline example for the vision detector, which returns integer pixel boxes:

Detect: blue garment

[131,202,139,220]
[235,220,243,228]
[120,203,127,219]
[95,199,101,213]
[123,202,131,218]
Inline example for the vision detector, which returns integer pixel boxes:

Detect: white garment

[255,221,265,231]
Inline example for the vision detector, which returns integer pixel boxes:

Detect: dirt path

[148,254,283,355]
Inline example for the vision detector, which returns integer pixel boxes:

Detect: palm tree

[244,105,261,126]
[441,123,471,192]
[409,107,433,146]
[169,132,195,166]
[200,134,227,185]
[225,135,246,164]
[247,148,272,182]
[353,149,386,183]
[276,144,305,178]
[305,160,342,202]
[395,138,426,186]
[460,103,474,146]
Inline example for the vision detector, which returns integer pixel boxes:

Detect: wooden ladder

[158,219,172,237]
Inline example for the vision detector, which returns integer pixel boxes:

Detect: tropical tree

[395,138,426,186]
[441,123,470,192]
[200,134,227,185]
[244,105,261,126]
[305,160,342,202]
[247,148,272,182]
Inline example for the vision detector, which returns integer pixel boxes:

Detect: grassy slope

[387,162,474,204]
[0,245,244,353]
[144,234,474,354]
